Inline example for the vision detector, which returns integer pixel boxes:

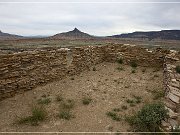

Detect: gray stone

[169,118,178,127]
[169,73,175,79]
[170,80,179,88]
[167,70,173,73]
[165,107,178,119]
[168,85,180,97]
[167,92,180,103]
[161,120,171,128]
[164,99,177,111]
[167,64,176,70]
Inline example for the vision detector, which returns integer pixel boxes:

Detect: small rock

[165,107,178,119]
[168,85,180,97]
[169,118,178,127]
[167,92,180,104]
[161,120,171,127]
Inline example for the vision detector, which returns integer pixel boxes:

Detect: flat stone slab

[167,70,173,73]
[170,80,179,88]
[175,74,180,81]
[169,73,175,80]
[171,79,177,82]
[167,92,180,104]
[161,120,171,131]
[169,118,178,128]
[164,99,177,111]
[168,85,180,97]
[167,64,176,70]
[165,107,178,119]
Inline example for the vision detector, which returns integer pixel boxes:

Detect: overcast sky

[0,0,180,36]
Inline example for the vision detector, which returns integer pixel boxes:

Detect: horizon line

[1,29,180,37]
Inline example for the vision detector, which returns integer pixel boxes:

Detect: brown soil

[0,62,163,133]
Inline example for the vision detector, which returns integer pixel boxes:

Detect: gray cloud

[0,0,180,36]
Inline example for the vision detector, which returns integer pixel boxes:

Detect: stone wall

[104,44,168,67]
[0,44,168,100]
[162,53,180,131]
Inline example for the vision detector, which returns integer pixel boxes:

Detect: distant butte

[50,28,93,39]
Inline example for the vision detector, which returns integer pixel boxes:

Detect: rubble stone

[167,92,180,104]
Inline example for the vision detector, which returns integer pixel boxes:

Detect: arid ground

[1,38,180,54]
[0,62,163,133]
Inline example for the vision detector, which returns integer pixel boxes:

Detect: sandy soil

[0,62,163,134]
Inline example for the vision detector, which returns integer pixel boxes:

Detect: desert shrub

[126,99,134,104]
[37,97,51,105]
[82,97,92,105]
[133,95,142,104]
[70,77,75,80]
[106,111,121,121]
[130,103,136,107]
[56,95,63,102]
[117,58,123,64]
[62,99,75,109]
[125,102,168,132]
[117,66,124,71]
[154,74,159,78]
[175,65,180,74]
[130,61,137,68]
[108,126,113,131]
[121,105,128,110]
[93,67,96,71]
[58,110,74,120]
[58,99,75,120]
[18,106,47,126]
[131,69,136,73]
[113,108,121,112]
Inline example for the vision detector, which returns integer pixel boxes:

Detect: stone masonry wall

[0,44,168,101]
[161,52,180,131]
[104,44,168,68]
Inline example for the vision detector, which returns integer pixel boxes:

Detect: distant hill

[110,30,180,40]
[0,30,24,40]
[50,28,94,39]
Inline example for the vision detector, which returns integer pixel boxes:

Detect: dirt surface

[0,62,163,133]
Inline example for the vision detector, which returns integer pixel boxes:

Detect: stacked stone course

[0,44,168,101]
[162,51,180,131]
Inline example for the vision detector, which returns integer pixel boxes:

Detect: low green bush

[106,111,121,121]
[82,97,92,105]
[58,110,74,120]
[117,66,124,71]
[18,106,47,126]
[125,102,168,132]
[56,95,63,102]
[62,99,75,109]
[131,69,136,73]
[117,58,123,64]
[37,98,51,105]
[130,61,137,68]
[113,108,121,112]
[121,105,128,110]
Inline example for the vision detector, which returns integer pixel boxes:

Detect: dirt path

[0,62,163,133]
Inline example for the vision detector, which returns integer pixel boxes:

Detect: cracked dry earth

[0,62,163,134]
